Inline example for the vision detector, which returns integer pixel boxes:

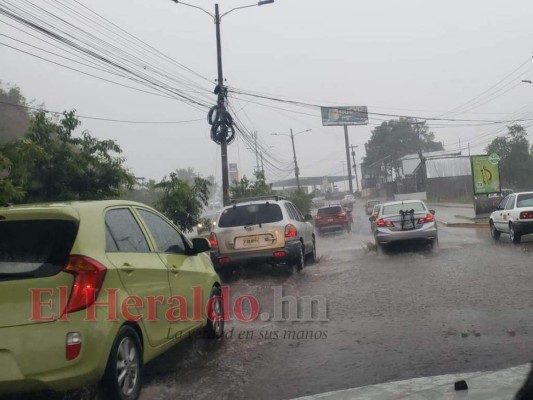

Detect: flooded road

[11,207,533,400]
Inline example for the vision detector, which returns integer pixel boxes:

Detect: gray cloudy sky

[2,0,533,186]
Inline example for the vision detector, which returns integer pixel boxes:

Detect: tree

[0,84,30,144]
[486,125,533,190]
[0,109,135,203]
[287,189,313,214]
[231,170,273,199]
[155,171,211,232]
[363,118,443,174]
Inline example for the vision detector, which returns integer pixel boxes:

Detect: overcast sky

[2,0,533,187]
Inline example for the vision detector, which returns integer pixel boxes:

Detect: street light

[271,129,312,190]
[171,0,274,206]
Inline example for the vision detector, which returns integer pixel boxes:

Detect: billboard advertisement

[320,106,369,126]
[471,154,501,195]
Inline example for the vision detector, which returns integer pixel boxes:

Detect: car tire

[490,221,500,241]
[205,286,224,339]
[346,223,351,233]
[509,223,522,244]
[307,238,317,264]
[295,243,305,271]
[99,326,143,400]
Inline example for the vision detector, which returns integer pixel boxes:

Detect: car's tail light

[285,224,298,238]
[520,211,533,219]
[217,257,231,264]
[66,332,82,360]
[273,251,286,257]
[418,213,435,224]
[63,256,107,314]
[376,219,394,227]
[339,212,346,218]
[209,232,218,248]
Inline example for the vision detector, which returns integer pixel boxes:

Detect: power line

[0,100,204,124]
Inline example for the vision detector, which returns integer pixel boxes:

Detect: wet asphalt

[7,207,533,400]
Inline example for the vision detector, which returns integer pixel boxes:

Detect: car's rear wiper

[0,272,34,280]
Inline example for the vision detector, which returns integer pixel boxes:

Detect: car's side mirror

[191,237,211,254]
[429,210,436,215]
[304,214,313,221]
[369,216,376,222]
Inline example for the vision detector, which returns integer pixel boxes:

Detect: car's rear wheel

[346,223,351,233]
[509,223,522,244]
[99,326,143,400]
[205,286,224,339]
[490,221,500,241]
[295,243,305,271]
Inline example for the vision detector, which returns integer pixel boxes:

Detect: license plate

[402,223,414,230]
[235,235,269,249]
[327,218,333,222]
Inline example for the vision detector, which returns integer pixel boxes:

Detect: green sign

[471,154,501,194]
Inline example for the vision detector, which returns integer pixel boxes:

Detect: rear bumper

[211,241,301,270]
[316,221,349,231]
[375,224,438,245]
[512,220,533,235]
[0,313,115,394]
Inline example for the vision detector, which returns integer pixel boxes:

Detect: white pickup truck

[489,191,533,243]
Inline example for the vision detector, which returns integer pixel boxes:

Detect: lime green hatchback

[0,200,224,400]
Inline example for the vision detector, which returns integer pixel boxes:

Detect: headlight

[197,223,203,229]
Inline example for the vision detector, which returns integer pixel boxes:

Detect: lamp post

[171,0,274,206]
[271,129,311,190]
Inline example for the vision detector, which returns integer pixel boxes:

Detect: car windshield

[517,193,533,208]
[218,203,283,228]
[317,206,343,216]
[382,202,426,215]
[0,220,78,280]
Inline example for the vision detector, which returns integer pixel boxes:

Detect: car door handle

[119,263,135,273]
[170,265,180,275]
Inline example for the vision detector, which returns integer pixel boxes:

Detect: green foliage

[0,109,135,203]
[287,189,313,214]
[155,171,211,232]
[486,125,533,190]
[231,170,273,199]
[364,118,443,172]
[122,178,161,207]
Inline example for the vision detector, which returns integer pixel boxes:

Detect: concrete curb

[437,219,489,228]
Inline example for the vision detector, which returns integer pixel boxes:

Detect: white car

[489,192,533,244]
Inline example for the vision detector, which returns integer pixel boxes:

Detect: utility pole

[340,162,347,192]
[214,4,230,207]
[343,125,353,193]
[290,128,301,190]
[260,153,264,174]
[350,144,360,192]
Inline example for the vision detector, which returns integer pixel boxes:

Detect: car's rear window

[0,219,78,280]
[382,202,426,215]
[218,203,283,228]
[517,193,533,208]
[317,206,342,216]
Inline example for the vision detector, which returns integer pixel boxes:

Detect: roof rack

[230,195,285,204]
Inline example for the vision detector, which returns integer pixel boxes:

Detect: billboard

[321,106,368,126]
[471,154,501,195]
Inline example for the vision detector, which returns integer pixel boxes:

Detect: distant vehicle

[314,205,351,235]
[209,196,316,273]
[340,194,355,211]
[197,211,221,235]
[489,192,533,244]
[369,204,381,233]
[0,200,222,399]
[373,200,438,251]
[364,200,381,215]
